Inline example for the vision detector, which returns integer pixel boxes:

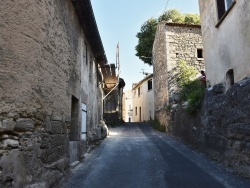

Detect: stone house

[197,0,250,178]
[152,22,205,126]
[0,0,113,187]
[132,74,154,122]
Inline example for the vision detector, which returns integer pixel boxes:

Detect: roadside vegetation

[177,60,206,114]
[150,118,166,132]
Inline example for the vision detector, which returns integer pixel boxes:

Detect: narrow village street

[62,123,250,188]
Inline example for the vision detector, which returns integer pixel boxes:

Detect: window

[226,69,234,90]
[148,79,152,90]
[135,107,137,116]
[138,87,140,97]
[70,96,80,141]
[197,49,203,59]
[216,0,236,27]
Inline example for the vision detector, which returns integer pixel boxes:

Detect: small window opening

[148,79,152,90]
[70,96,80,141]
[216,0,235,20]
[138,87,140,97]
[226,69,234,90]
[197,49,203,59]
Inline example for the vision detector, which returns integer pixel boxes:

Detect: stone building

[152,22,204,126]
[196,0,250,178]
[0,0,112,187]
[132,74,154,122]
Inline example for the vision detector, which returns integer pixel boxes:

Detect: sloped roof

[101,64,118,92]
[165,22,201,28]
[72,0,107,65]
[132,74,153,90]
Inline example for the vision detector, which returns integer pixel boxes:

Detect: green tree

[177,60,198,86]
[177,60,205,114]
[184,14,200,24]
[135,9,200,65]
[158,9,184,23]
[135,18,157,65]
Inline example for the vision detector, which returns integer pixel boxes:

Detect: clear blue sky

[91,0,200,90]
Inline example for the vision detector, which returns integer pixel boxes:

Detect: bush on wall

[177,60,206,114]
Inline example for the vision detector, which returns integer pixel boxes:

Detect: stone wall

[0,0,105,187]
[165,23,205,100]
[0,116,70,187]
[153,23,168,114]
[0,0,81,118]
[153,22,204,126]
[169,78,250,179]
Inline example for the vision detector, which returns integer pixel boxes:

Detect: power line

[163,0,170,13]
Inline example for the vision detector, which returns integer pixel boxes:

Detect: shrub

[150,118,166,132]
[178,60,206,114]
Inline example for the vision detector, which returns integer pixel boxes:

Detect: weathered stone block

[15,118,34,131]
[0,149,26,187]
[65,115,71,122]
[2,119,16,131]
[25,182,47,188]
[51,121,62,134]
[0,134,18,140]
[212,83,226,94]
[1,139,19,149]
[51,114,63,122]
[45,120,52,133]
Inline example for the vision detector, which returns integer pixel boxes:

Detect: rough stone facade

[153,22,205,126]
[0,0,108,187]
[169,78,250,179]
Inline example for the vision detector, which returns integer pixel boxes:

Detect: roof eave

[72,0,107,65]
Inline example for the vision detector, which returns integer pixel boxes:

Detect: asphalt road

[62,123,250,188]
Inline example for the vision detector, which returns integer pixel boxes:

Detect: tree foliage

[135,9,200,65]
[135,18,157,65]
[177,60,205,114]
[177,60,198,86]
[158,9,184,23]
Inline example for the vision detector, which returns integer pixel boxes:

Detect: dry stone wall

[170,78,250,179]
